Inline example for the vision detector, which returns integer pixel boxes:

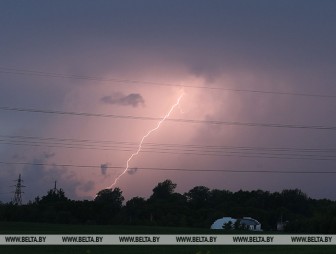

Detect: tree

[94,188,124,223]
[94,188,124,209]
[185,186,210,208]
[38,189,68,204]
[234,219,241,230]
[124,197,147,224]
[223,221,233,230]
[95,188,123,203]
[33,188,72,223]
[147,180,189,226]
[281,189,309,215]
[149,179,177,201]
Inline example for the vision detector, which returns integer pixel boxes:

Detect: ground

[0,222,335,254]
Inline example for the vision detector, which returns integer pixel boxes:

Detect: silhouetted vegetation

[0,179,335,233]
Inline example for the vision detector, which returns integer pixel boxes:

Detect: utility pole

[12,174,25,205]
[52,180,59,194]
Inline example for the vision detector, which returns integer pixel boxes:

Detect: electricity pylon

[12,174,25,205]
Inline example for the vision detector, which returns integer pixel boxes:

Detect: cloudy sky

[1,1,336,202]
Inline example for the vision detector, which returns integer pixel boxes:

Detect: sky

[1,0,336,202]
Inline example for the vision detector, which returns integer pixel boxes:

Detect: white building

[240,217,262,231]
[211,216,262,231]
[211,217,237,229]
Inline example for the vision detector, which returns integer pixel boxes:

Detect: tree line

[1,179,336,233]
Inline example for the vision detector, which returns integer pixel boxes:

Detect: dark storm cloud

[127,167,138,175]
[1,1,336,85]
[100,163,108,176]
[101,92,145,107]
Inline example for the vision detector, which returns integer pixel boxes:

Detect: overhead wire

[0,161,335,174]
[1,106,336,130]
[0,135,336,161]
[1,66,336,98]
[1,134,335,152]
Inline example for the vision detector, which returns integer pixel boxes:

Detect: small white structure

[240,217,262,231]
[211,217,236,229]
[210,216,262,231]
[277,222,285,231]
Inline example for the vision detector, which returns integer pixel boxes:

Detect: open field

[0,222,335,254]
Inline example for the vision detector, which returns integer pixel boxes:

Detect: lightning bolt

[108,92,184,188]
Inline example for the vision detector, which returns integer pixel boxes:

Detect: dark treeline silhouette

[1,179,336,233]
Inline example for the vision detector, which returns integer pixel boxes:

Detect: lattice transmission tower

[12,174,25,205]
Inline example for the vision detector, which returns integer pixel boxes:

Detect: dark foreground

[0,222,335,254]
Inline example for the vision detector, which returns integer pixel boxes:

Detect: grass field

[0,222,335,254]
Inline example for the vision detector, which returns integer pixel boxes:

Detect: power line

[1,66,335,98]
[2,140,336,161]
[1,134,335,152]
[1,105,336,130]
[0,161,335,174]
[1,136,336,161]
